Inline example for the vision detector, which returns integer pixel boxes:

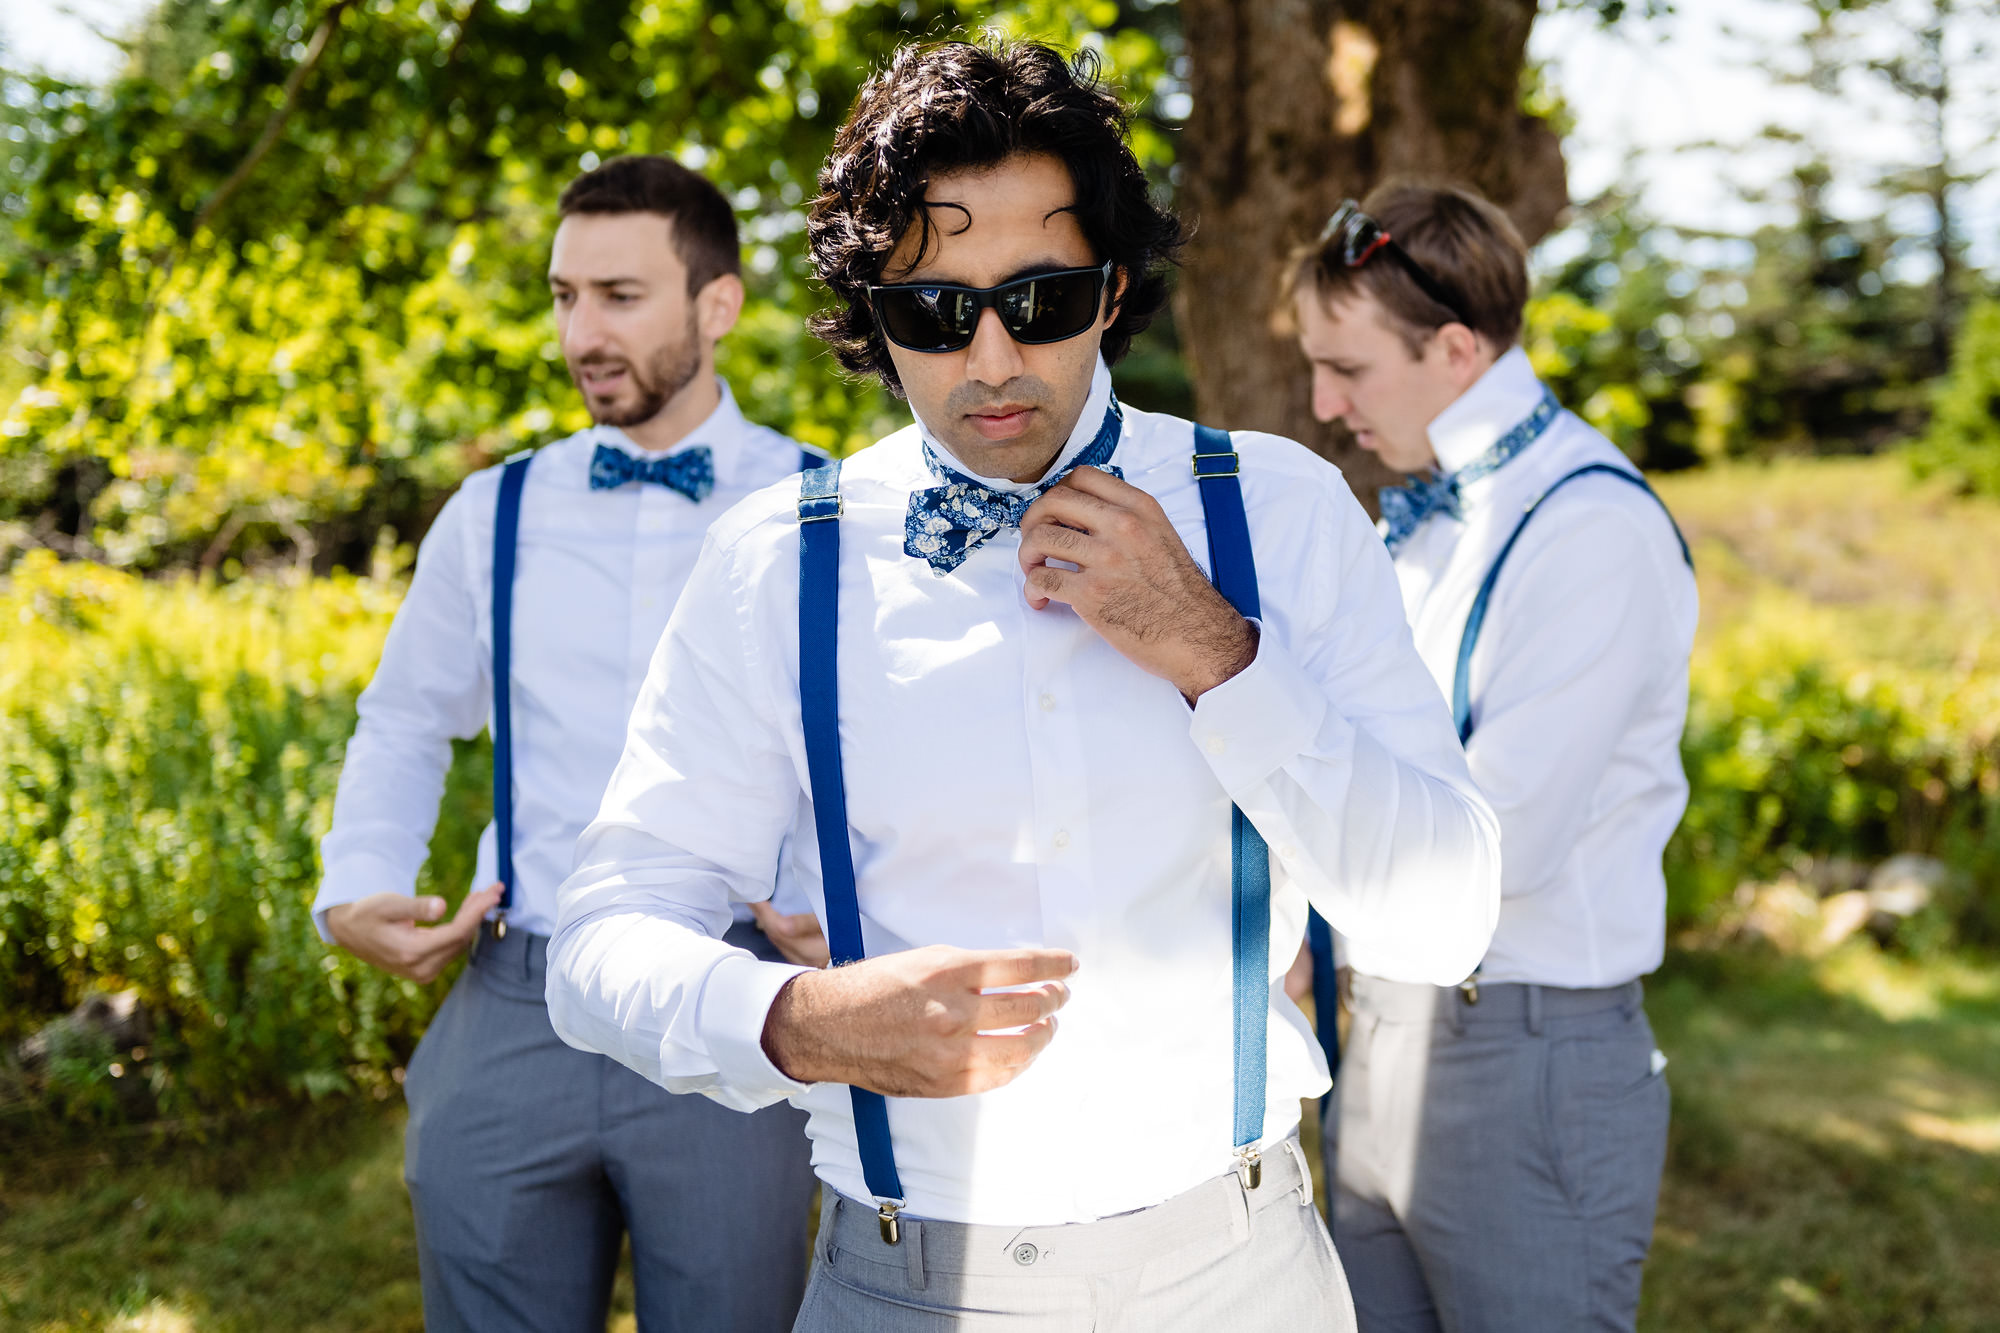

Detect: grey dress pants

[1323,974,1670,1333]
[403,920,817,1333]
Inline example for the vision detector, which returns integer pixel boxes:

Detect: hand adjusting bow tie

[904,399,1124,576]
[588,441,714,502]
[1379,387,1562,553]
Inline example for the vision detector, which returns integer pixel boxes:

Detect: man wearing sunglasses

[547,40,1500,1331]
[1286,183,1696,1332]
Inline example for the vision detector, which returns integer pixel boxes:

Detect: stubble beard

[576,311,703,429]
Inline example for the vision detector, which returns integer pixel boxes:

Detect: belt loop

[1527,984,1544,1037]
[904,1217,926,1291]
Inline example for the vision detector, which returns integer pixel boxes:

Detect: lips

[967,405,1036,441]
[578,363,629,394]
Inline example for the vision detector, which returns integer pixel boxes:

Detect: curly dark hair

[806,38,1185,397]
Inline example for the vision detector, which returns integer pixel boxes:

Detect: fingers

[971,981,1070,1031]
[748,900,786,933]
[952,1018,1060,1094]
[372,892,450,924]
[961,948,1080,989]
[441,883,504,940]
[1021,479,1121,535]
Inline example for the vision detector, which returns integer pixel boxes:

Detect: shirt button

[1279,844,1298,861]
[1039,693,1056,712]
[1052,830,1071,850]
[1013,1242,1039,1266]
[1205,736,1227,755]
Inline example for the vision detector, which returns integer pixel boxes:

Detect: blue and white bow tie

[1379,387,1562,553]
[904,399,1124,576]
[588,441,714,502]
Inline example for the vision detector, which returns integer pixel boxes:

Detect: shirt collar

[1426,346,1546,478]
[912,357,1116,496]
[582,376,750,487]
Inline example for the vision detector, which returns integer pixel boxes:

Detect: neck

[615,363,721,453]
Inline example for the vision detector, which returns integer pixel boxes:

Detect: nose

[962,306,1025,386]
[1311,372,1351,424]
[562,293,610,361]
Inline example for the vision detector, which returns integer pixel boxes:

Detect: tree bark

[1178,0,1566,506]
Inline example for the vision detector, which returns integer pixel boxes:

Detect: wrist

[1177,614,1259,701]
[761,970,831,1084]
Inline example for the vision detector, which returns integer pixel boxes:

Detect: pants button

[1012,1242,1039,1266]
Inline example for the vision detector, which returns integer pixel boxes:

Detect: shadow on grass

[1643,943,2000,1332]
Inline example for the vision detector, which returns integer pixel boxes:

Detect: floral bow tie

[588,442,714,502]
[1379,387,1562,553]
[904,399,1123,576]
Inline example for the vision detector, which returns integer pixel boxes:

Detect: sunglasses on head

[1318,201,1472,327]
[868,260,1114,354]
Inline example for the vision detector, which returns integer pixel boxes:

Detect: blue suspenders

[1190,426,1272,1183]
[795,427,1277,1244]
[1450,462,1693,744]
[489,453,534,935]
[489,445,826,936]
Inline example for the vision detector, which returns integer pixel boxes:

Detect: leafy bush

[1912,297,2000,499]
[0,551,489,1116]
[1668,600,2000,937]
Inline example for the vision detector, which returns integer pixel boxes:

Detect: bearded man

[311,155,821,1332]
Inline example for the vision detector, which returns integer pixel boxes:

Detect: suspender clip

[1236,1145,1262,1190]
[876,1198,905,1245]
[492,910,508,941]
[1458,978,1479,1005]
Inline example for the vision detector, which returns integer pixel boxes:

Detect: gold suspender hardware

[1458,978,1479,1004]
[493,910,508,941]
[877,1198,904,1245]
[1236,1146,1262,1190]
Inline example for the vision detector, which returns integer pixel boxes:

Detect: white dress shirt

[1352,346,1699,989]
[313,380,811,942]
[547,359,1500,1227]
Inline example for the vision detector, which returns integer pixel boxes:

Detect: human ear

[695,273,745,343]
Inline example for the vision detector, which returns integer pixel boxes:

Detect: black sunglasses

[1318,201,1472,327]
[868,261,1114,353]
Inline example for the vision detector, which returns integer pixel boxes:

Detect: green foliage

[1531,169,1945,470]
[1912,297,2000,497]
[0,550,489,1114]
[1667,602,2000,938]
[0,0,1180,571]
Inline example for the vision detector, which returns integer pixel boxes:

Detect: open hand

[325,883,504,983]
[1018,466,1258,701]
[761,945,1077,1097]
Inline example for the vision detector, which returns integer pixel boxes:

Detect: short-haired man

[548,42,1501,1331]
[1288,182,1696,1331]
[312,155,820,1332]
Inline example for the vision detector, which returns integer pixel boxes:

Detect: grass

[2,940,1994,1331]
[1653,454,2000,680]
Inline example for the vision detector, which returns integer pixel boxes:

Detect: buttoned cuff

[696,953,816,1104]
[311,852,416,944]
[1189,623,1336,797]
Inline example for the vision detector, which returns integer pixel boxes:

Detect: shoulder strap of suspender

[1191,425,1273,1180]
[491,453,534,923]
[794,460,908,1240]
[1452,461,1694,744]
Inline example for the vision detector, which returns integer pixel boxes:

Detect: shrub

[1911,298,2000,498]
[0,552,489,1115]
[1668,600,2000,937]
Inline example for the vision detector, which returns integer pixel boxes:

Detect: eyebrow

[886,258,1095,288]
[548,275,647,289]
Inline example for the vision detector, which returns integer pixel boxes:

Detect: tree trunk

[1178,0,1567,507]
